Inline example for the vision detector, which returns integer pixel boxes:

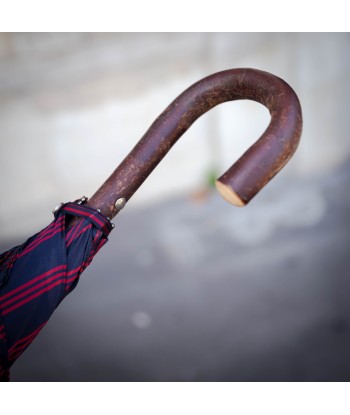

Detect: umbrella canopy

[0,201,113,381]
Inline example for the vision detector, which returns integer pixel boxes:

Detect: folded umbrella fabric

[0,202,113,381]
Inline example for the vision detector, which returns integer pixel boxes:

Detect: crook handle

[87,68,302,218]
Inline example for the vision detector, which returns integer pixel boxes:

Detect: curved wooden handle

[87,68,302,218]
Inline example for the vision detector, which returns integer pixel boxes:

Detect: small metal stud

[107,217,110,221]
[115,198,126,211]
[77,196,88,205]
[97,209,101,213]
[111,223,115,228]
[52,202,64,214]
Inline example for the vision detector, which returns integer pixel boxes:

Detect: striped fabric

[0,202,113,381]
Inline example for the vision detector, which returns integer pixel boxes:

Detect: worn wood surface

[87,68,302,218]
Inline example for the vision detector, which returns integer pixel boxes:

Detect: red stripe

[64,262,94,291]
[93,230,101,243]
[20,223,55,253]
[19,216,64,258]
[67,223,91,248]
[66,273,80,285]
[25,216,63,249]
[0,264,66,302]
[68,224,91,246]
[90,230,102,256]
[65,213,82,240]
[8,322,46,355]
[85,231,105,264]
[19,223,64,258]
[64,206,106,228]
[9,332,40,361]
[22,218,58,252]
[5,251,22,271]
[1,271,66,309]
[66,204,99,217]
[3,279,64,316]
[65,220,82,243]
[64,264,85,285]
[95,238,106,253]
[9,322,46,356]
[66,219,85,245]
[66,265,82,276]
[0,250,13,265]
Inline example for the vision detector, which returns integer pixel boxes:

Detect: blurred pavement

[4,158,350,381]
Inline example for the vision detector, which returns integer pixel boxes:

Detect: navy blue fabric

[0,202,112,381]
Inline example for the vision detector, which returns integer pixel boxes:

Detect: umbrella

[0,68,302,381]
[0,200,113,380]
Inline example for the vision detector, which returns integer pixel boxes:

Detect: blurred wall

[0,33,349,240]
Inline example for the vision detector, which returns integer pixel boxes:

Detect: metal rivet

[97,209,101,213]
[111,223,115,228]
[52,202,64,214]
[115,198,126,211]
[77,196,88,204]
[107,217,110,221]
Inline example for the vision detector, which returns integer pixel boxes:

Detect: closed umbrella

[0,68,302,381]
[0,201,112,381]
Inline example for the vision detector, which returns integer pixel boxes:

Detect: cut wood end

[215,180,246,207]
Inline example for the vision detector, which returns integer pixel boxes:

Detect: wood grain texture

[87,68,302,218]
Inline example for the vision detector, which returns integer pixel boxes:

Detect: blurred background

[0,32,349,381]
